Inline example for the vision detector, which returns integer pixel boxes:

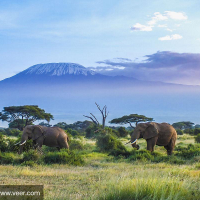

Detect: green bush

[0,128,22,137]
[0,152,16,164]
[194,128,200,135]
[43,150,84,166]
[175,144,200,159]
[195,134,200,143]
[21,161,36,167]
[0,134,8,152]
[23,150,41,162]
[128,149,153,161]
[184,128,194,135]
[176,129,184,135]
[96,134,126,153]
[66,128,80,138]
[118,127,129,137]
[126,150,185,164]
[69,140,84,150]
[85,125,98,138]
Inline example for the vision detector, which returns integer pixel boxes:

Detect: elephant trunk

[131,129,140,150]
[19,134,28,154]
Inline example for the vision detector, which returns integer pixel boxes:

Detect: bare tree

[83,102,109,129]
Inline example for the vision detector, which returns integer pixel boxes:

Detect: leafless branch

[90,113,99,124]
[83,115,99,125]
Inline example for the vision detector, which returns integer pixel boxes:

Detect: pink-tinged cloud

[131,23,152,31]
[93,51,200,85]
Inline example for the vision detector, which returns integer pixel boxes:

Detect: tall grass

[97,178,199,200]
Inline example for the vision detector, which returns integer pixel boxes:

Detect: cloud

[158,24,167,28]
[130,23,152,31]
[147,12,168,26]
[93,51,200,85]
[158,34,182,41]
[165,11,188,20]
[131,11,188,33]
[166,28,173,32]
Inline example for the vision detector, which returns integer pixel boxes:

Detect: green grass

[0,134,199,199]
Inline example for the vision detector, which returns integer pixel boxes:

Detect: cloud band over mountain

[91,51,200,85]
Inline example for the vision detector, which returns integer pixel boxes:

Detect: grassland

[0,134,200,200]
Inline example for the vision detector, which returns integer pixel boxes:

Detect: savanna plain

[0,130,200,200]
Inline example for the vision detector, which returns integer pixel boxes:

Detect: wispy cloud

[131,11,187,40]
[158,34,182,41]
[147,12,168,26]
[92,51,200,85]
[131,23,152,31]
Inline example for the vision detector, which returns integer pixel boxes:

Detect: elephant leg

[58,139,69,149]
[146,137,158,152]
[165,135,176,155]
[34,141,43,154]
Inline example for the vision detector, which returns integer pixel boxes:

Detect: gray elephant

[129,122,177,155]
[18,125,69,153]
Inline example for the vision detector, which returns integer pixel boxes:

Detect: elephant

[18,125,69,154]
[129,122,177,155]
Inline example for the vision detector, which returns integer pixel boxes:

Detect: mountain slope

[21,63,97,76]
[0,63,199,96]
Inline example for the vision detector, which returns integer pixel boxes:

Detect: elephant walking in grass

[129,122,177,155]
[18,125,69,154]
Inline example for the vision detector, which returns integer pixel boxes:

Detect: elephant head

[131,123,158,149]
[19,125,44,154]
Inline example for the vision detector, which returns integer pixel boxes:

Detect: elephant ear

[32,125,44,141]
[143,123,158,140]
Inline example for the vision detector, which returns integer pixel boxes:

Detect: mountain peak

[23,63,96,76]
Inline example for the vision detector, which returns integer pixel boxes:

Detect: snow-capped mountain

[23,63,97,76]
[0,62,198,97]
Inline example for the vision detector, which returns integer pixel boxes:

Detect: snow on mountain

[23,63,97,76]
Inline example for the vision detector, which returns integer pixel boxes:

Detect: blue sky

[1,0,200,84]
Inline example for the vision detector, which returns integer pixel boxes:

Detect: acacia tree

[172,121,194,130]
[109,114,153,128]
[0,105,53,130]
[83,102,109,129]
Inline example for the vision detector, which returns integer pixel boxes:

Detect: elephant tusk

[14,141,21,145]
[131,139,137,144]
[19,140,26,145]
[125,140,131,145]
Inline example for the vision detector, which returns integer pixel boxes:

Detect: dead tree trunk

[83,102,109,129]
[95,102,109,129]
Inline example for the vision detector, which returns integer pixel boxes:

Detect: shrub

[66,128,80,138]
[0,134,8,152]
[21,161,36,167]
[85,125,98,138]
[0,152,16,164]
[96,134,126,153]
[43,150,84,166]
[176,129,184,135]
[195,133,200,143]
[23,150,41,162]
[175,144,200,159]
[128,149,153,161]
[118,127,128,137]
[19,139,34,153]
[153,155,185,164]
[194,128,200,135]
[69,140,84,150]
[184,128,194,135]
